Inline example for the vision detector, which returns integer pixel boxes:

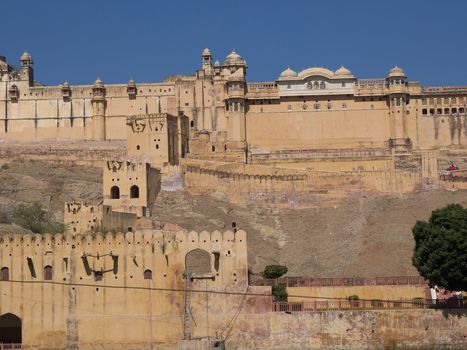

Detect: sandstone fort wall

[0,230,249,348]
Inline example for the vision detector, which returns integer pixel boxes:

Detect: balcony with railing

[252,275,426,287]
[422,85,467,95]
[247,82,278,91]
[272,297,464,312]
[354,79,387,95]
[227,88,245,99]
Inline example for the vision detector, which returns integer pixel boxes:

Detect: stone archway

[185,249,211,276]
[0,313,21,344]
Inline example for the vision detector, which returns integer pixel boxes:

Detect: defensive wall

[0,141,126,167]
[254,276,430,302]
[181,161,424,207]
[0,230,254,349]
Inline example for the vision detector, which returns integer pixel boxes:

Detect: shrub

[347,294,360,307]
[263,265,288,279]
[12,202,65,234]
[272,284,288,302]
[0,211,10,224]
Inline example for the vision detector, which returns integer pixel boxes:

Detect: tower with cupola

[386,66,410,152]
[223,50,247,143]
[19,51,34,85]
[91,78,107,140]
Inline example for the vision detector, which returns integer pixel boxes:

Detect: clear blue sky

[3,0,467,86]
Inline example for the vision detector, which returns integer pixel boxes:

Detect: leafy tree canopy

[412,204,467,291]
[264,265,288,279]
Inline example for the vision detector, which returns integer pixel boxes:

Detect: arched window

[320,82,325,89]
[110,186,120,199]
[144,269,152,280]
[44,266,52,280]
[130,185,139,199]
[0,267,9,281]
[313,81,319,89]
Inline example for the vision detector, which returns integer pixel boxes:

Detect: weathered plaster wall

[0,141,126,167]
[0,230,248,349]
[224,309,467,350]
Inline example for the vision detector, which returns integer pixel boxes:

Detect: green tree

[412,204,467,291]
[263,265,288,279]
[12,202,65,234]
[272,284,288,302]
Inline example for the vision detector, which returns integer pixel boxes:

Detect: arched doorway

[185,249,211,276]
[0,313,21,344]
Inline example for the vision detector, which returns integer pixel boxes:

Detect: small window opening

[95,271,103,281]
[144,269,152,280]
[110,186,120,199]
[214,253,220,272]
[0,267,9,281]
[130,185,139,199]
[44,265,53,280]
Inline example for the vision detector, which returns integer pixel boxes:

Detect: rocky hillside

[2,159,467,277]
[0,160,102,223]
[151,189,467,277]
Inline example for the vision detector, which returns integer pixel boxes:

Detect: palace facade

[1,50,467,163]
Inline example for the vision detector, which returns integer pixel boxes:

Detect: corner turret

[19,51,34,85]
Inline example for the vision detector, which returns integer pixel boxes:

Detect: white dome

[279,67,298,79]
[224,50,246,66]
[20,51,32,63]
[93,78,104,88]
[388,65,406,78]
[335,65,353,77]
[202,48,211,56]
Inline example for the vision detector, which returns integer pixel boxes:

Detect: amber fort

[0,49,466,349]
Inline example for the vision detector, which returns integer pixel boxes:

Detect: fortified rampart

[182,163,424,207]
[0,141,126,167]
[0,230,252,349]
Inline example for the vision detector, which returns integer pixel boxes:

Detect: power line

[0,279,431,305]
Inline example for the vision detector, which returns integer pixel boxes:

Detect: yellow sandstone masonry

[2,50,467,157]
[0,230,251,349]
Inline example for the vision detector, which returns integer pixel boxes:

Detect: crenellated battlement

[105,159,148,173]
[0,229,248,288]
[0,229,246,250]
[65,201,100,214]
